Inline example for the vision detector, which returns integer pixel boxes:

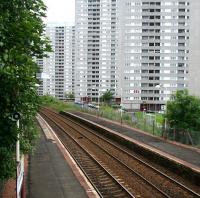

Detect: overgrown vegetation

[41,96,164,136]
[166,89,200,145]
[41,93,200,147]
[0,0,51,179]
[40,95,82,111]
[65,92,75,100]
[166,89,200,132]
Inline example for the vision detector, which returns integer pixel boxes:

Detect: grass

[134,112,164,136]
[40,95,82,112]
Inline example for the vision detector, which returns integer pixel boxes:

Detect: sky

[43,0,75,24]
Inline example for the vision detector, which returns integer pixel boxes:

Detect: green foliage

[101,90,114,104]
[135,112,164,125]
[100,105,121,120]
[65,92,75,100]
[99,105,132,124]
[166,89,200,132]
[0,0,50,179]
[155,113,164,124]
[0,147,16,179]
[40,95,82,112]
[111,104,120,109]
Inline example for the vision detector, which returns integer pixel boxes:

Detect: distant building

[74,0,200,110]
[37,23,75,99]
[39,1,200,108]
[188,0,200,97]
[118,0,192,110]
[74,0,119,102]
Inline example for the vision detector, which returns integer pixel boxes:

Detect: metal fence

[129,112,200,147]
[80,108,200,147]
[166,128,200,146]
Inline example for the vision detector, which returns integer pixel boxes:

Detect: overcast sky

[43,0,75,24]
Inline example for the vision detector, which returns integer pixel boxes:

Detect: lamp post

[12,112,21,163]
[155,84,168,138]
[155,83,168,112]
[97,89,100,115]
[120,88,123,124]
[155,84,163,127]
[12,112,24,198]
[16,119,20,163]
[155,84,161,113]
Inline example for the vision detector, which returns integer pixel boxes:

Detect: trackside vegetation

[165,90,200,145]
[41,93,200,147]
[41,96,164,137]
[0,0,51,180]
[40,95,82,112]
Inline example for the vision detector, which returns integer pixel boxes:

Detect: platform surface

[71,112,200,169]
[28,129,88,198]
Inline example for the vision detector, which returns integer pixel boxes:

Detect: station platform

[27,115,98,198]
[70,111,200,172]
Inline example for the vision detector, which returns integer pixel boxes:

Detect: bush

[40,95,82,112]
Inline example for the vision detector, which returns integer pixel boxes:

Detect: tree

[166,89,200,133]
[101,90,114,104]
[65,92,75,100]
[0,0,51,179]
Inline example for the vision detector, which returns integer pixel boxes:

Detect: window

[179,9,185,12]
[178,29,185,33]
[179,2,185,5]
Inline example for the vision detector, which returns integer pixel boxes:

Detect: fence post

[173,128,176,141]
[153,119,155,135]
[163,121,167,140]
[143,113,146,131]
[187,131,194,145]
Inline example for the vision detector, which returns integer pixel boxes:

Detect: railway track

[40,109,134,198]
[40,108,200,198]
